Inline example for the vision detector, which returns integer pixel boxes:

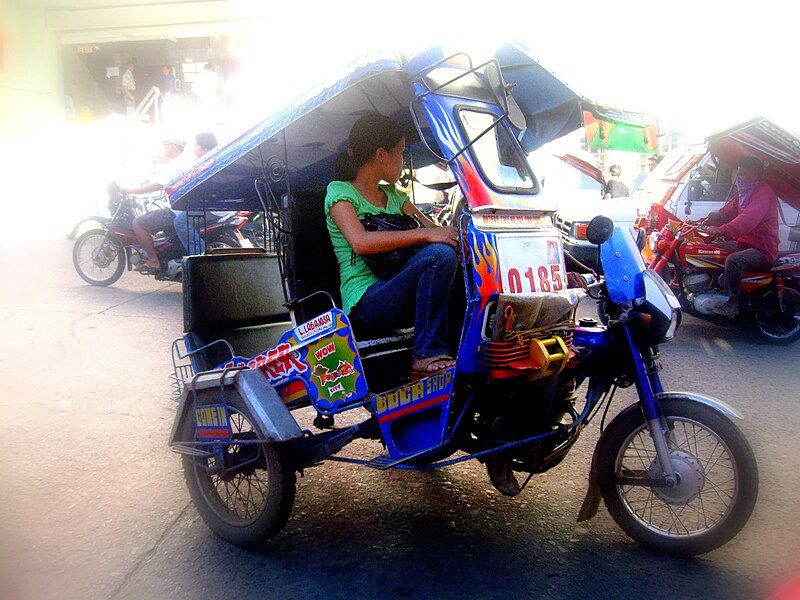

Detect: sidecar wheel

[597,398,758,556]
[182,394,296,548]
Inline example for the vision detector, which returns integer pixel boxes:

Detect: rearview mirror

[485,63,506,109]
[586,215,614,245]
[485,63,527,131]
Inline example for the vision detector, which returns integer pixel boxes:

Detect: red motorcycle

[648,220,800,343]
[72,185,250,286]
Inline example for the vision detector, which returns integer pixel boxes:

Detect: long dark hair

[334,114,404,181]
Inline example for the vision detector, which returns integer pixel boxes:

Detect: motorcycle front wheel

[181,392,296,548]
[754,287,800,345]
[72,229,126,286]
[597,397,758,556]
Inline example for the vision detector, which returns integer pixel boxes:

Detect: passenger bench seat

[183,250,292,371]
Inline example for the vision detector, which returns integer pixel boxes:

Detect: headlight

[665,309,681,341]
[635,269,681,342]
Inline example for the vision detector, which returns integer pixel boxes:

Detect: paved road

[2,239,799,600]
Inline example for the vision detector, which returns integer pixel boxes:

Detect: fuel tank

[678,242,729,270]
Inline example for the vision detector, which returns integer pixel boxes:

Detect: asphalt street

[2,239,799,600]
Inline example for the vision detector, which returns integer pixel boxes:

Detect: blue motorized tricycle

[168,44,757,556]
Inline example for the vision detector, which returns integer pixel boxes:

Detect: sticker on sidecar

[194,404,231,440]
[295,311,335,342]
[223,342,308,383]
[374,367,454,423]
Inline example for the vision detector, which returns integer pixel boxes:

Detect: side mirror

[485,62,526,131]
[586,215,614,245]
[686,180,702,203]
[636,227,647,250]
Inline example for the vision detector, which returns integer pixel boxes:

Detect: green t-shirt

[324,181,410,314]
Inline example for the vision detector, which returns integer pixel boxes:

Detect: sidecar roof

[168,42,650,211]
[707,117,800,211]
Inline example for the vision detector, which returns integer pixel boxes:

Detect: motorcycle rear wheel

[182,392,296,548]
[72,229,125,286]
[597,397,758,556]
[205,233,242,252]
[754,287,800,344]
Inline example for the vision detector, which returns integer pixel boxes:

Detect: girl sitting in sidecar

[326,114,460,376]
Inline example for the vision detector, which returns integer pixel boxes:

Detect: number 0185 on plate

[495,234,566,294]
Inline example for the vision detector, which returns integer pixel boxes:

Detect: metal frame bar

[408,56,510,164]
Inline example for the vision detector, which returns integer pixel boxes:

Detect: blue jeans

[350,243,458,359]
[173,210,205,254]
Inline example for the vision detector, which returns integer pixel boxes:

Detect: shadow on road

[126,467,757,600]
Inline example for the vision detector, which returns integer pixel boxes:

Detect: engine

[683,273,712,294]
[684,272,728,315]
[473,292,581,462]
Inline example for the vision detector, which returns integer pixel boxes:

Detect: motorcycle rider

[122,137,189,270]
[603,164,629,198]
[705,156,779,317]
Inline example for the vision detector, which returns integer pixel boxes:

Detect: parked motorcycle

[72,184,246,286]
[168,45,759,556]
[647,219,800,343]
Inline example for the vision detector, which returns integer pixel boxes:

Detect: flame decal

[470,228,501,304]
[457,156,495,208]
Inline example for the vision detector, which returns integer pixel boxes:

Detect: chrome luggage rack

[170,337,235,400]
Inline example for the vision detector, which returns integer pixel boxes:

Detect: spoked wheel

[72,229,125,286]
[755,288,800,344]
[598,398,758,556]
[182,393,295,548]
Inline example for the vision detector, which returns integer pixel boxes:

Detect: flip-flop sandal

[135,264,162,274]
[409,355,455,380]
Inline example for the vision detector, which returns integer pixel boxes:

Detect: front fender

[68,216,110,240]
[656,391,743,420]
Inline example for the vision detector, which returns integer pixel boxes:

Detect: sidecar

[163,43,755,555]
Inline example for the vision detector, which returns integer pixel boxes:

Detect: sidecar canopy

[167,42,656,212]
[707,117,800,211]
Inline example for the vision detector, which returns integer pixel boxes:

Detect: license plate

[496,234,566,294]
[194,404,232,440]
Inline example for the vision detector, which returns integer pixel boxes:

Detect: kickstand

[518,472,535,493]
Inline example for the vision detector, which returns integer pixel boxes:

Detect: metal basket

[170,336,235,400]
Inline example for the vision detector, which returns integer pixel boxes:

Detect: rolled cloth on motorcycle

[492,291,580,341]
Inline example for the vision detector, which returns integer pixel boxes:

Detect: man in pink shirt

[706,156,779,316]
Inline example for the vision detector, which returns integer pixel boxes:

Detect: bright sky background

[229,0,800,139]
[5,0,800,239]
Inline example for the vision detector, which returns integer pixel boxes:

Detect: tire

[754,287,800,345]
[181,390,296,548]
[597,397,758,556]
[205,232,242,252]
[72,229,126,286]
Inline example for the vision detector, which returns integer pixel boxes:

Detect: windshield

[459,109,538,193]
[600,227,646,303]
